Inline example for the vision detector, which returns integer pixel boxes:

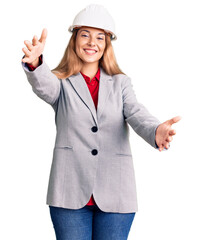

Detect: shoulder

[100,68,132,86]
[112,73,127,79]
[111,73,132,87]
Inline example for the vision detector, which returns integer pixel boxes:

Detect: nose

[87,36,96,46]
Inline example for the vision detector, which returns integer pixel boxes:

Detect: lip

[83,48,98,55]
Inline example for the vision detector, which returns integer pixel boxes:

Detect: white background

[0,0,202,239]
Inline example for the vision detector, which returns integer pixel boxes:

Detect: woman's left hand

[155,116,181,152]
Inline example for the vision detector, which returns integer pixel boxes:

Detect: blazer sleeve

[21,54,61,106]
[122,76,161,149]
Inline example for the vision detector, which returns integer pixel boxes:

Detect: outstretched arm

[21,29,60,106]
[122,76,161,149]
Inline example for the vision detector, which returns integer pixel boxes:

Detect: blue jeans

[49,204,136,240]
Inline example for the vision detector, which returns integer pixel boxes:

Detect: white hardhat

[68,4,117,40]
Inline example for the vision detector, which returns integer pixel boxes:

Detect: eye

[81,34,89,37]
[98,37,104,40]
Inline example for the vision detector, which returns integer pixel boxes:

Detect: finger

[159,144,164,152]
[21,56,30,63]
[165,142,170,149]
[32,35,39,46]
[169,129,176,136]
[167,116,182,126]
[22,47,31,57]
[39,28,48,44]
[166,136,173,142]
[24,40,34,51]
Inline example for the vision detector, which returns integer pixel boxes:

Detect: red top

[26,55,100,206]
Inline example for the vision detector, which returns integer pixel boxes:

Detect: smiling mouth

[84,49,97,55]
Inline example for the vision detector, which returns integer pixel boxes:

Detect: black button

[91,149,98,155]
[91,126,98,132]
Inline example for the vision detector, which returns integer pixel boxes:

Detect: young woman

[21,4,181,240]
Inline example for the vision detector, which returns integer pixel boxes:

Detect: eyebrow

[80,30,106,35]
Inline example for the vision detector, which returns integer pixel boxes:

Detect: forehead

[78,26,105,34]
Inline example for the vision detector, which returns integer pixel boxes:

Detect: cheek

[75,43,82,56]
[75,38,83,51]
[99,44,106,54]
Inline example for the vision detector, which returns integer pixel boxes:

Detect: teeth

[84,49,96,53]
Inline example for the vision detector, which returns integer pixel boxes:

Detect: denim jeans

[49,204,136,240]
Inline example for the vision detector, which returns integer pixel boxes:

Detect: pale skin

[22,28,181,152]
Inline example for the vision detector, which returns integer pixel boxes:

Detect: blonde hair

[51,28,125,79]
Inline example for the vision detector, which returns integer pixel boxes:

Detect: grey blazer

[21,54,161,213]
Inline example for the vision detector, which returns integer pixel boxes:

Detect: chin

[82,58,100,63]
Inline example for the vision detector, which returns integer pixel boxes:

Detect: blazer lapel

[68,67,113,126]
[97,68,113,122]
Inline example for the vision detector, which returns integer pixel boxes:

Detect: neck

[80,61,99,80]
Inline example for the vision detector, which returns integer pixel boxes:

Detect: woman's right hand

[21,28,47,66]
